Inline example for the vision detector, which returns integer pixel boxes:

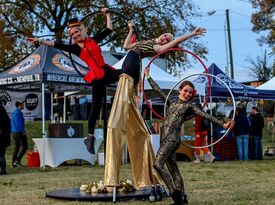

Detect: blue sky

[183,0,271,82]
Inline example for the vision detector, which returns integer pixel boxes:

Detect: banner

[0,90,42,120]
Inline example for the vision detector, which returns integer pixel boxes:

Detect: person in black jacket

[249,106,264,160]
[233,107,251,161]
[0,104,11,175]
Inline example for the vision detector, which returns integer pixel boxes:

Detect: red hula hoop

[142,47,210,120]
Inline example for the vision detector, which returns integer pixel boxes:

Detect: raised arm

[154,28,206,53]
[123,20,136,50]
[144,66,173,105]
[101,7,113,31]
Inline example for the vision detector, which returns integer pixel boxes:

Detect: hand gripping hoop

[69,9,138,78]
[164,72,236,149]
[142,48,210,120]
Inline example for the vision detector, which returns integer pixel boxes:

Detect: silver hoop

[164,73,236,149]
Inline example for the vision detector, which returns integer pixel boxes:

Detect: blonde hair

[166,33,174,41]
[68,25,88,43]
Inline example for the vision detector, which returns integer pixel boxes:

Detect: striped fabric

[131,39,157,58]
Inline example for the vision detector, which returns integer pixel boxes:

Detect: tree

[245,50,274,82]
[0,0,206,70]
[250,0,275,49]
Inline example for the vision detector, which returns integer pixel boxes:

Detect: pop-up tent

[0,45,92,168]
[193,63,275,100]
[257,77,275,90]
[0,45,89,93]
[0,45,92,120]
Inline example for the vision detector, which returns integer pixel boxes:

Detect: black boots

[183,194,188,204]
[0,157,7,175]
[84,134,95,154]
[171,189,187,205]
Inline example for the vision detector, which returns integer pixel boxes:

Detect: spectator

[141,108,148,120]
[69,95,79,120]
[249,106,264,160]
[233,107,251,161]
[0,104,11,175]
[194,104,215,163]
[11,101,28,167]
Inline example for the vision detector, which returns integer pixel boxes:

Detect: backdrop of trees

[0,0,205,73]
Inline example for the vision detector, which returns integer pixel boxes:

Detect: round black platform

[46,187,154,201]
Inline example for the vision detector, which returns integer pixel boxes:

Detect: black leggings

[88,52,141,135]
[0,145,7,158]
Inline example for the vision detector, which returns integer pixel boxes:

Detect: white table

[33,137,103,168]
[150,134,160,155]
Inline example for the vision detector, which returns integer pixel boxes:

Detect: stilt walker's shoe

[84,134,95,154]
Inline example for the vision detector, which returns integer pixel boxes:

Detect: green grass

[1,121,275,205]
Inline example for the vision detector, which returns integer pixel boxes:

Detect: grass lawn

[1,121,275,205]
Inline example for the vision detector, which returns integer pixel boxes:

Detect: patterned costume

[104,39,162,188]
[147,76,224,195]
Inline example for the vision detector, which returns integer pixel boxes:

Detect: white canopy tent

[112,56,179,90]
[256,77,275,90]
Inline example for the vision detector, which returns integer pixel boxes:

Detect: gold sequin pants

[104,74,161,189]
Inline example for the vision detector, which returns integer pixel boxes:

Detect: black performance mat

[46,187,153,202]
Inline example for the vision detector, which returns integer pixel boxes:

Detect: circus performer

[104,21,207,190]
[144,66,235,204]
[27,7,122,154]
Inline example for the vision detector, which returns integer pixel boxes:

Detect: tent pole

[210,96,213,153]
[103,86,107,159]
[63,95,66,123]
[149,100,152,120]
[51,92,54,122]
[42,83,46,169]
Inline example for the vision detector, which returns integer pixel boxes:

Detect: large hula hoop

[142,48,210,120]
[164,72,236,149]
[69,9,138,78]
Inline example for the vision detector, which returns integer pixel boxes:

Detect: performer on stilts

[144,66,235,204]
[27,8,123,154]
[104,21,208,190]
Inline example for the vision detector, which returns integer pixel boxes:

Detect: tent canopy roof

[193,63,275,100]
[0,45,90,92]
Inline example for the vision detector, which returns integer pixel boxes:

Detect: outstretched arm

[154,28,206,53]
[26,38,54,47]
[123,20,136,50]
[26,38,81,55]
[191,104,235,129]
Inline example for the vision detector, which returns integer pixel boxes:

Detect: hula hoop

[142,48,210,120]
[69,9,138,78]
[164,73,236,149]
